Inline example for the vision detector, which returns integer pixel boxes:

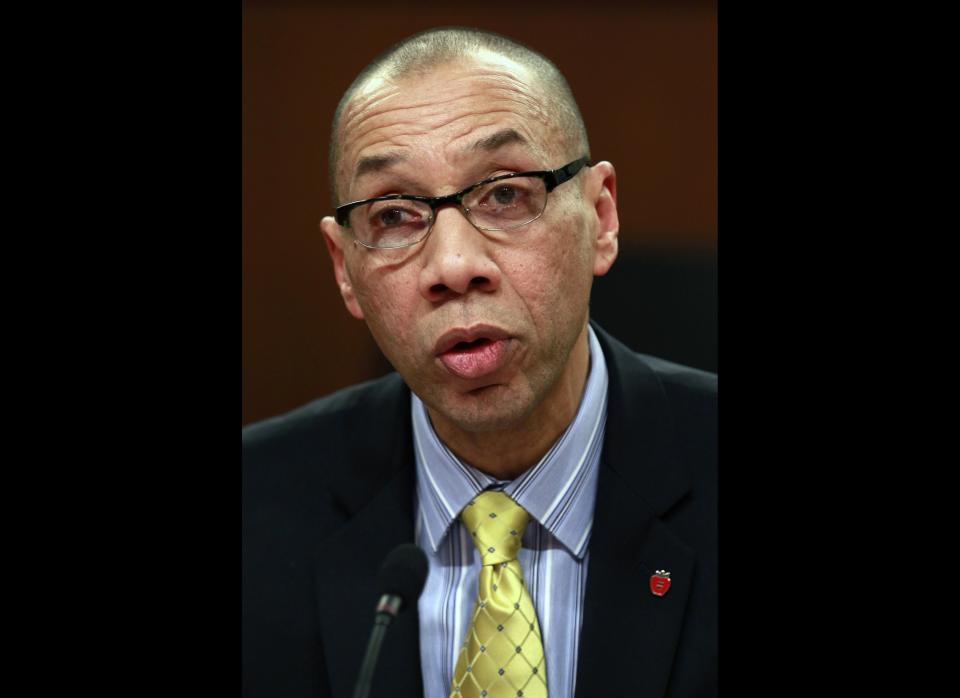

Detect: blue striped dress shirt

[413,325,609,698]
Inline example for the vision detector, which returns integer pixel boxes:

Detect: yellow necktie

[450,491,548,698]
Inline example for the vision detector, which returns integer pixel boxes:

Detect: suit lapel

[575,326,697,697]
[313,377,424,698]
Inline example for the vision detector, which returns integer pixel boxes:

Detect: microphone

[351,543,429,698]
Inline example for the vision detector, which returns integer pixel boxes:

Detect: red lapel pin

[650,570,671,597]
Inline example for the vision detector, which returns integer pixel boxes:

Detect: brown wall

[242,0,717,425]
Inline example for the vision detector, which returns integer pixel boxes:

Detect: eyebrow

[468,128,529,153]
[354,152,406,180]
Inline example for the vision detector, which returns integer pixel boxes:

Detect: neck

[427,326,591,480]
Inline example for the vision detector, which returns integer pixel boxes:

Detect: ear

[585,161,619,277]
[320,216,365,320]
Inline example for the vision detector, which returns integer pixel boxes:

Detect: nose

[418,206,501,303]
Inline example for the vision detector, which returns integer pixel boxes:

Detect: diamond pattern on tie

[449,491,548,698]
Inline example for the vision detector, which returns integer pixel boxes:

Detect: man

[243,27,716,698]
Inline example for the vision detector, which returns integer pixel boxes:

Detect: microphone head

[377,543,428,607]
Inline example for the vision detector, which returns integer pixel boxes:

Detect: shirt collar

[413,325,608,559]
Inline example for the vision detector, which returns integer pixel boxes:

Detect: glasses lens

[465,176,547,230]
[350,199,433,248]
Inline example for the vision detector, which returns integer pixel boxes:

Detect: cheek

[507,217,594,337]
[356,277,405,329]
[554,208,595,290]
[529,208,593,289]
[349,259,421,353]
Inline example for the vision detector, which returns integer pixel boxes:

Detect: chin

[435,384,539,433]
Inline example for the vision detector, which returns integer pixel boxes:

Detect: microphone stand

[351,595,402,698]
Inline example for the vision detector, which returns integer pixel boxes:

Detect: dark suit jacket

[243,324,717,697]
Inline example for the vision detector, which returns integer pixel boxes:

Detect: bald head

[328,27,590,205]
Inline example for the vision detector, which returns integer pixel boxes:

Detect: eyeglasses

[334,156,592,249]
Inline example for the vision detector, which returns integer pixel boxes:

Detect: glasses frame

[334,156,592,249]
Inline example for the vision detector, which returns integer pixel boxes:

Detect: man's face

[321,55,618,436]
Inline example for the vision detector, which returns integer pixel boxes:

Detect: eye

[465,176,546,228]
[356,199,433,248]
[377,208,406,226]
[367,201,427,229]
[491,185,519,206]
[476,180,535,210]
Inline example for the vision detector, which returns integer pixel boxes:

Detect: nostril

[424,275,494,300]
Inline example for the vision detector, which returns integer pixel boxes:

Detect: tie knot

[460,491,531,566]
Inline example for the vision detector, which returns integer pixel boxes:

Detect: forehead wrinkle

[343,64,547,143]
[442,64,533,89]
[338,85,402,148]
[347,84,537,140]
[341,98,473,163]
[343,83,402,121]
[343,119,550,200]
[353,107,541,163]
[338,67,560,196]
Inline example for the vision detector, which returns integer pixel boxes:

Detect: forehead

[335,56,562,197]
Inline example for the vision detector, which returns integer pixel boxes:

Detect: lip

[433,324,512,356]
[433,324,515,380]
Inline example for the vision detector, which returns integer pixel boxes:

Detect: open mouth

[435,329,514,380]
[453,338,493,351]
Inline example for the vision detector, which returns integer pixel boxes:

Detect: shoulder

[630,352,715,396]
[242,372,410,504]
[634,353,716,463]
[243,372,407,459]
[593,323,716,475]
[243,372,413,585]
[631,353,716,424]
[628,351,714,445]
[594,323,716,412]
